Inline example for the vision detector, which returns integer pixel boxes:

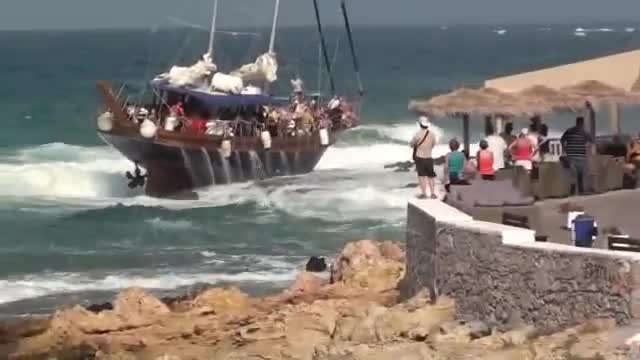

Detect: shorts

[514,159,532,171]
[415,157,436,178]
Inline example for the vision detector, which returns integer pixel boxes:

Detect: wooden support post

[495,116,504,135]
[609,102,621,135]
[586,101,596,137]
[462,114,470,155]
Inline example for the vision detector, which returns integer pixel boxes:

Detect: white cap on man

[418,116,430,128]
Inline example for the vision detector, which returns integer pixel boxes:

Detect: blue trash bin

[573,215,595,248]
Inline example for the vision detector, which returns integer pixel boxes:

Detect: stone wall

[403,199,640,330]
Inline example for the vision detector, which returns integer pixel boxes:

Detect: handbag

[412,130,430,161]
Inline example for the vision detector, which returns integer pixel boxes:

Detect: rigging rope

[340,0,364,97]
[312,0,336,95]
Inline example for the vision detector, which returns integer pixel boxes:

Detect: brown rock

[287,272,326,296]
[189,287,252,315]
[112,288,170,318]
[330,240,405,293]
[379,241,406,263]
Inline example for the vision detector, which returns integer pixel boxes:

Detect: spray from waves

[0,269,298,305]
[317,122,449,170]
[0,143,134,199]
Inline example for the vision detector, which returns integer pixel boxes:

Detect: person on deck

[477,140,495,180]
[443,138,468,192]
[527,121,541,164]
[561,116,593,195]
[500,122,517,166]
[410,116,437,199]
[171,102,185,118]
[484,122,507,171]
[510,128,534,171]
[534,124,551,162]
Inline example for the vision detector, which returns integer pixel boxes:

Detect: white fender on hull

[164,116,178,131]
[261,130,272,149]
[140,119,158,138]
[97,111,114,132]
[319,128,330,146]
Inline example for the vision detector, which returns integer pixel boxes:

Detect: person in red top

[509,128,534,171]
[477,140,495,180]
[189,113,208,133]
[171,102,185,117]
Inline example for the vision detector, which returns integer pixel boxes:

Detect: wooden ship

[94,0,363,198]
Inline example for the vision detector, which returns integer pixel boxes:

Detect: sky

[2,0,640,30]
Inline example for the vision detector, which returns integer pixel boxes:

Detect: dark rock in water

[86,302,113,313]
[306,256,328,272]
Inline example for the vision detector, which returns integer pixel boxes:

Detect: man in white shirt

[484,121,507,171]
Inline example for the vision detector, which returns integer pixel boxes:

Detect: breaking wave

[0,269,298,305]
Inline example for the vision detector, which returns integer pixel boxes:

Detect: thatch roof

[410,80,640,119]
[516,85,584,112]
[561,80,640,105]
[409,87,541,117]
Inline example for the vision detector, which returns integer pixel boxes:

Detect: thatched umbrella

[516,85,584,113]
[561,80,640,104]
[562,80,640,135]
[409,87,533,153]
[409,87,531,117]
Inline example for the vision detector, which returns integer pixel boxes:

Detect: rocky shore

[1,240,637,359]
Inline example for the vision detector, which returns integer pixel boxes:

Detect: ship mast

[206,0,220,58]
[268,0,281,54]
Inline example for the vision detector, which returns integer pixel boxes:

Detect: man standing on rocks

[410,116,437,199]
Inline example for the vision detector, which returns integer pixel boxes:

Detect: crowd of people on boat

[124,82,358,139]
[411,114,640,199]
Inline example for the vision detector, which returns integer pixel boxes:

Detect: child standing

[477,140,495,180]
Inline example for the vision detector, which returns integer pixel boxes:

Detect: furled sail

[230,52,278,83]
[155,53,218,87]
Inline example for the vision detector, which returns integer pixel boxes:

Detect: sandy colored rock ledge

[0,240,636,359]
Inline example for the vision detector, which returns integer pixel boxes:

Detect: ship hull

[99,133,328,198]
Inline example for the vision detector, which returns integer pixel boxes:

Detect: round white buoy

[221,139,232,158]
[97,111,114,132]
[319,128,330,146]
[139,119,157,138]
[164,116,178,131]
[261,130,272,149]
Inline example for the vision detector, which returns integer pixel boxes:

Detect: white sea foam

[146,217,196,231]
[0,269,297,305]
[493,29,507,35]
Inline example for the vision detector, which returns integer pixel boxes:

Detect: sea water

[0,24,639,316]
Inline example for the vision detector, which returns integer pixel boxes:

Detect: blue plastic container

[573,215,595,248]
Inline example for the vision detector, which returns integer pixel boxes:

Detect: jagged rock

[288,272,326,296]
[112,288,170,319]
[379,241,405,263]
[189,287,252,315]
[331,240,405,293]
[430,319,492,345]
